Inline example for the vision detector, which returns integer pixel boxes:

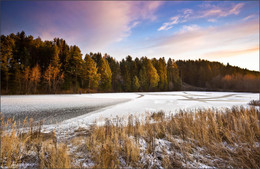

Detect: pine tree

[120,60,132,91]
[83,54,101,91]
[51,45,61,68]
[147,60,159,90]
[14,63,23,94]
[167,59,181,90]
[65,45,83,92]
[98,57,112,91]
[153,58,167,90]
[132,76,140,91]
[106,56,122,92]
[139,66,149,91]
[0,35,15,93]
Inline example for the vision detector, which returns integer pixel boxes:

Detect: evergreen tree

[120,59,132,91]
[132,76,140,91]
[139,66,149,91]
[98,57,112,91]
[147,59,159,90]
[167,59,181,90]
[65,45,83,92]
[0,35,15,93]
[153,58,167,90]
[14,63,23,94]
[82,54,101,90]
[106,56,122,92]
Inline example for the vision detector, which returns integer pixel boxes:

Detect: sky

[1,1,259,71]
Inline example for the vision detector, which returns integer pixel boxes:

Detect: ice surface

[1,91,258,131]
[1,94,137,113]
[1,94,135,124]
[44,91,259,132]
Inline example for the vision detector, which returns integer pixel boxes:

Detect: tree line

[1,31,259,94]
[177,60,259,92]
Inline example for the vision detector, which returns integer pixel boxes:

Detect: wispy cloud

[158,8,194,31]
[183,9,193,19]
[158,3,245,31]
[242,14,256,21]
[180,25,200,33]
[158,16,180,31]
[200,3,244,17]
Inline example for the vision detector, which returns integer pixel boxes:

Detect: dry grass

[249,100,260,106]
[0,115,71,168]
[70,106,260,168]
[1,106,259,168]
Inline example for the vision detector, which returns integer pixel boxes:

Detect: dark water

[3,106,105,125]
[1,94,130,125]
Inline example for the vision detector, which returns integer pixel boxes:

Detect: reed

[0,114,71,168]
[1,105,259,168]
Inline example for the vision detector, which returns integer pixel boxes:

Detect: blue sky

[1,1,259,71]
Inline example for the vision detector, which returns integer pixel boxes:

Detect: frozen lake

[1,91,258,128]
[1,94,133,125]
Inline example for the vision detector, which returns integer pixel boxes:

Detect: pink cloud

[200,3,244,17]
[30,1,163,54]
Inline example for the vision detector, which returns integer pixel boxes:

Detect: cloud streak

[158,2,244,31]
[158,16,180,31]
[242,14,257,21]
[200,3,244,17]
[204,47,259,59]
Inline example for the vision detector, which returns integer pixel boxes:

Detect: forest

[1,31,259,94]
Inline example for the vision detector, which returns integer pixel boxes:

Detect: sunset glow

[1,1,259,70]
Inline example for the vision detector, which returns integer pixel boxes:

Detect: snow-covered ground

[1,91,258,132]
[45,91,258,132]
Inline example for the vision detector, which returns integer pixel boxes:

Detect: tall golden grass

[72,106,260,168]
[1,105,259,168]
[0,116,71,168]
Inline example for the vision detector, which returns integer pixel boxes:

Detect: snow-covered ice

[44,91,259,132]
[1,94,133,124]
[1,91,258,131]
